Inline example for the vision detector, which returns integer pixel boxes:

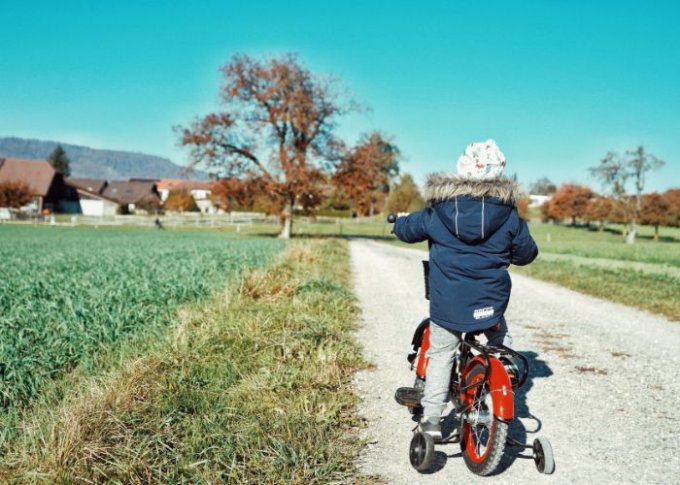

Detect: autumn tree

[164,189,199,212]
[334,132,400,216]
[590,146,665,243]
[546,184,594,225]
[664,189,680,228]
[583,196,613,231]
[48,145,71,177]
[179,54,355,238]
[516,197,531,221]
[0,181,33,208]
[210,177,266,212]
[639,193,670,240]
[529,177,557,195]
[135,194,163,214]
[386,174,424,214]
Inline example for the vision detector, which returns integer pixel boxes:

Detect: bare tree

[529,177,557,195]
[590,146,664,243]
[178,54,356,238]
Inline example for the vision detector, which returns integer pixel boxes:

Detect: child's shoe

[418,417,442,441]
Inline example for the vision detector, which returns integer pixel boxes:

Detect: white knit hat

[456,139,507,180]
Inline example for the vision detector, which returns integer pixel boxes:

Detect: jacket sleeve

[510,215,539,266]
[393,209,431,243]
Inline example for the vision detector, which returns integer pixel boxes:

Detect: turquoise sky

[1,0,678,191]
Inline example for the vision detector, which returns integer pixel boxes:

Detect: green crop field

[0,225,283,410]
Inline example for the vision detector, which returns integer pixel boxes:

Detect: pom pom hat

[456,139,507,180]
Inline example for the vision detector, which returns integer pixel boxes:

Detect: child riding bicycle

[393,139,538,440]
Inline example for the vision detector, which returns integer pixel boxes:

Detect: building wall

[80,199,118,216]
[195,198,217,214]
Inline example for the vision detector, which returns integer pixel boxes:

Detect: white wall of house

[195,198,217,214]
[191,189,211,200]
[80,198,118,216]
[529,194,551,208]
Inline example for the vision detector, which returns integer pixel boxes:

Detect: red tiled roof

[0,158,56,196]
[156,178,213,191]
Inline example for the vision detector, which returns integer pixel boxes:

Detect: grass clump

[0,239,367,483]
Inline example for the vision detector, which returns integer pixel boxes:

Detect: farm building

[69,178,162,215]
[529,194,552,208]
[68,178,119,216]
[104,180,161,214]
[156,179,217,213]
[0,158,79,213]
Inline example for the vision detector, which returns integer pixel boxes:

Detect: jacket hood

[424,174,520,205]
[426,175,520,244]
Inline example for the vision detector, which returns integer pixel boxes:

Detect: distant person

[392,139,538,440]
[154,218,164,230]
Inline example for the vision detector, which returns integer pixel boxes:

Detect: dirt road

[351,240,680,484]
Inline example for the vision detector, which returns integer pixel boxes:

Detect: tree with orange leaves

[516,197,531,221]
[178,54,355,238]
[639,192,670,240]
[663,189,680,228]
[0,181,33,208]
[583,196,614,231]
[334,132,400,216]
[164,189,199,213]
[546,184,594,225]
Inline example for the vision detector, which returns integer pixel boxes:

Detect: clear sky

[1,0,678,191]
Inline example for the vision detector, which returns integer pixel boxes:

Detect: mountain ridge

[0,136,207,180]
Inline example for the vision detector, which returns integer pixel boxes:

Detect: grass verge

[512,260,680,321]
[0,239,368,482]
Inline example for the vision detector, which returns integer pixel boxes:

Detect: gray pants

[422,318,511,421]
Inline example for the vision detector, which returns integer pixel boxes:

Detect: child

[393,139,538,439]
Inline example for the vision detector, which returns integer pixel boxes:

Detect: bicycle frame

[411,320,529,422]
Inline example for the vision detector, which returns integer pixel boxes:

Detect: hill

[0,137,206,180]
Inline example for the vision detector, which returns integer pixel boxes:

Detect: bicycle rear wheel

[461,363,508,476]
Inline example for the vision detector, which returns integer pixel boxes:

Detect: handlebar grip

[387,213,397,223]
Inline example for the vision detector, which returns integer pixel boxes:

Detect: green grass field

[0,235,366,482]
[0,225,283,410]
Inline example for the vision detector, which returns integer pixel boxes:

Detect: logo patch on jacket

[473,306,495,320]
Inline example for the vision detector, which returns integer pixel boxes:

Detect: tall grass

[0,239,368,482]
[0,226,282,409]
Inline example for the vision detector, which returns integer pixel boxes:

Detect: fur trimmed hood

[424,174,520,206]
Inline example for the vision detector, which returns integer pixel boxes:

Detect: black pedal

[395,387,423,407]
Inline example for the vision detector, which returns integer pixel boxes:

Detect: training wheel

[409,432,435,472]
[533,437,555,474]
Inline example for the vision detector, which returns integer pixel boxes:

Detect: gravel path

[351,239,680,484]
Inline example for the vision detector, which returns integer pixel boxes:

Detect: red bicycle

[388,215,554,476]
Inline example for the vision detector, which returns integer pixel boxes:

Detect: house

[68,178,162,215]
[103,181,161,214]
[156,179,216,214]
[0,158,79,213]
[68,178,118,216]
[528,194,552,208]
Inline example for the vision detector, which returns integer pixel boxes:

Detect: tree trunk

[278,199,293,239]
[598,220,604,232]
[571,216,576,226]
[654,224,659,241]
[626,219,637,244]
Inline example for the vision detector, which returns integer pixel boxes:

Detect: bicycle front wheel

[461,363,508,476]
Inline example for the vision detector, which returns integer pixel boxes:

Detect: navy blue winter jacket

[394,175,538,333]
